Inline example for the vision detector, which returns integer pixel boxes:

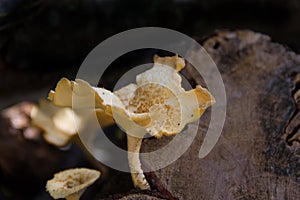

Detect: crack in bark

[285,73,300,148]
[143,171,179,200]
[141,160,179,200]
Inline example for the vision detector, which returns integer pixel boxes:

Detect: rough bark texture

[99,191,167,200]
[139,30,300,199]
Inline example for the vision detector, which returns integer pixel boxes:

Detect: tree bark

[140,30,300,199]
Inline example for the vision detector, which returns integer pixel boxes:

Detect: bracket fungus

[47,55,215,190]
[46,168,100,200]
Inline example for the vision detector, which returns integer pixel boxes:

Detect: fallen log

[139,30,300,200]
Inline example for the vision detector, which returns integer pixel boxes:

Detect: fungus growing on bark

[48,55,215,190]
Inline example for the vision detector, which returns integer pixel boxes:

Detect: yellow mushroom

[46,168,100,200]
[31,98,115,147]
[48,55,215,190]
[30,100,83,146]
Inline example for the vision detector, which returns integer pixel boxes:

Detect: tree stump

[139,30,300,199]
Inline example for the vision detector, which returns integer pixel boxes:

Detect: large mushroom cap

[46,168,100,199]
[122,54,215,138]
[48,55,215,139]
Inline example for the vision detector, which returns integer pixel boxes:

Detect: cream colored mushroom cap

[46,168,100,199]
[31,100,82,146]
[48,78,151,130]
[127,55,215,138]
[47,55,215,139]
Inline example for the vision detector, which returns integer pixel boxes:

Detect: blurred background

[0,0,300,199]
[1,0,300,108]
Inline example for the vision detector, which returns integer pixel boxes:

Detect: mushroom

[46,168,100,200]
[48,55,215,190]
[31,99,115,147]
[30,100,82,146]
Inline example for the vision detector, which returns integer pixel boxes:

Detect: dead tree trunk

[140,30,300,200]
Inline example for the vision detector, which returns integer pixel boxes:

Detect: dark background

[0,0,300,199]
[1,0,300,110]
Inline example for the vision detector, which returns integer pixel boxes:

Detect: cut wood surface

[140,30,300,200]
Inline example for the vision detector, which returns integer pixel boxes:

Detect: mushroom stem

[126,134,150,190]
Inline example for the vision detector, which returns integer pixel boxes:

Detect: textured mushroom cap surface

[114,83,137,108]
[48,55,215,138]
[128,55,215,138]
[46,168,100,199]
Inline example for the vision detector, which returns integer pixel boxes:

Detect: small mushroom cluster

[45,55,215,190]
[30,103,102,199]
